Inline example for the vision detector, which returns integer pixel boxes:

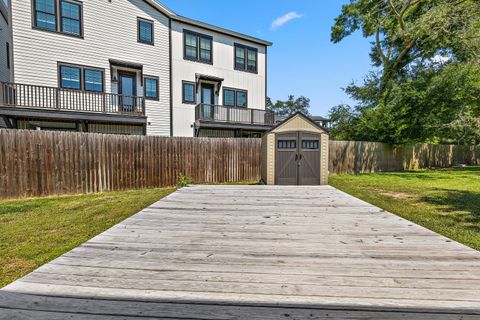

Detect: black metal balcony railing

[0,82,145,116]
[195,104,275,126]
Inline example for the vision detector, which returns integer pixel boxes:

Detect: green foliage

[329,0,480,145]
[328,104,358,140]
[267,95,311,117]
[177,174,193,188]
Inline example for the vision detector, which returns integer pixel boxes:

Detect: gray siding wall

[0,1,12,83]
[10,0,171,136]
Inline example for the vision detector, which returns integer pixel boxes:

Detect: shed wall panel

[266,133,275,185]
[320,133,329,185]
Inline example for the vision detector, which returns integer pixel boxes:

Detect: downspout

[265,46,268,109]
[168,18,173,137]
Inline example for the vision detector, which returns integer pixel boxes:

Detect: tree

[328,104,358,140]
[331,0,479,90]
[267,95,311,117]
[328,0,480,145]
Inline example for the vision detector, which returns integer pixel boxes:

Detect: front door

[119,72,136,111]
[201,84,215,119]
[275,131,321,185]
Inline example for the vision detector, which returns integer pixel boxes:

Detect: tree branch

[375,30,387,64]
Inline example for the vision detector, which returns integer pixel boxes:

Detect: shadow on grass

[367,166,480,181]
[420,189,480,231]
[366,171,450,181]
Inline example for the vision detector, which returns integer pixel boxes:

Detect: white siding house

[0,0,272,137]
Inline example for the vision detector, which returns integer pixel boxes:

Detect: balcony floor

[0,106,147,124]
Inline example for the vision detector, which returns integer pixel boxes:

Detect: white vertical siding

[171,21,267,137]
[9,0,171,136]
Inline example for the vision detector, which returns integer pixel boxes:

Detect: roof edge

[173,15,273,46]
[146,0,272,47]
[266,112,330,134]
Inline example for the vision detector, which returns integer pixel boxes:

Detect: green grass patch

[0,188,175,287]
[330,166,480,251]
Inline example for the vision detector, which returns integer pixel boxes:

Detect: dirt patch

[379,191,415,200]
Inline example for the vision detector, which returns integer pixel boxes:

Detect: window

[223,89,235,107]
[1,0,8,8]
[60,65,81,90]
[33,0,83,37]
[236,91,247,107]
[182,81,196,104]
[247,49,257,72]
[6,43,9,69]
[302,140,319,150]
[223,88,248,108]
[138,18,154,45]
[84,69,103,92]
[234,43,258,73]
[184,33,197,60]
[235,46,245,70]
[144,76,159,100]
[183,30,212,64]
[278,140,296,149]
[34,0,57,31]
[60,0,81,36]
[59,63,104,91]
[199,37,211,62]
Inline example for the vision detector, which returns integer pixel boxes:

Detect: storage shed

[262,112,329,185]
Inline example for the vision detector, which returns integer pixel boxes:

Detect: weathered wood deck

[1,185,480,319]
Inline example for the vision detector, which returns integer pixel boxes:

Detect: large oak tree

[329,0,480,144]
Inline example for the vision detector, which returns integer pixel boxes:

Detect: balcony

[195,104,275,131]
[0,82,146,123]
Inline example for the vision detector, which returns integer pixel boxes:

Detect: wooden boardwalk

[1,185,480,319]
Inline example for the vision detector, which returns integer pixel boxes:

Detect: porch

[0,81,146,134]
[2,185,480,319]
[194,103,275,137]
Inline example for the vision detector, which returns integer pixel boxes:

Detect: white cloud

[271,12,303,31]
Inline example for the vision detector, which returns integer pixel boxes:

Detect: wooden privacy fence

[329,141,480,174]
[1,130,480,200]
[0,129,261,199]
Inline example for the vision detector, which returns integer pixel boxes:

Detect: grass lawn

[330,166,480,251]
[0,188,175,287]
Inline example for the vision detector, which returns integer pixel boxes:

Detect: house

[0,0,273,137]
[275,114,331,130]
[310,116,331,129]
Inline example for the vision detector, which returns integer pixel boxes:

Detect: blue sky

[160,0,373,117]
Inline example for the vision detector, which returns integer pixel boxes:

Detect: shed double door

[275,131,321,185]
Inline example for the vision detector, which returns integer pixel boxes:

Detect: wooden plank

[1,292,478,320]
[2,186,480,319]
